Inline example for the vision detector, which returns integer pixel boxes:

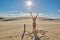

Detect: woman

[30,12,38,32]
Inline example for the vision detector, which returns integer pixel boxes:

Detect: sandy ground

[0,18,60,40]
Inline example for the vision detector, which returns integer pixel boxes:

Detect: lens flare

[25,0,33,9]
[26,1,32,7]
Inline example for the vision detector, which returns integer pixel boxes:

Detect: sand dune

[0,17,60,40]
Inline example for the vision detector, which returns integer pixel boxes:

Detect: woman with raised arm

[30,12,38,32]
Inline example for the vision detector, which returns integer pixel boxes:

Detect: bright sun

[25,0,32,9]
[26,1,32,7]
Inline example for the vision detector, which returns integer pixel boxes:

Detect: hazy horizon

[0,0,60,19]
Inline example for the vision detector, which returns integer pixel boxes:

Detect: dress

[33,17,36,31]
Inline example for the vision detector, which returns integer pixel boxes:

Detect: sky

[0,0,60,19]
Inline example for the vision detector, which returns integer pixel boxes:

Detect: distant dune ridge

[0,12,60,20]
[0,17,60,22]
